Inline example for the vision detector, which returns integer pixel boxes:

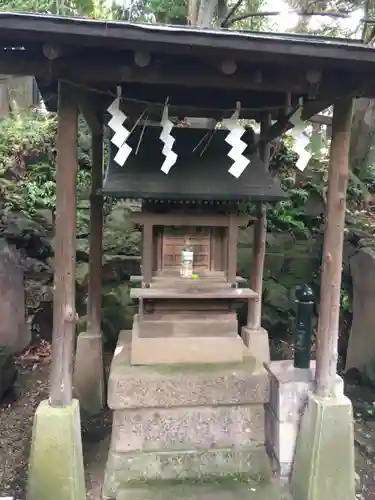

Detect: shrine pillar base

[74,332,105,415]
[27,399,85,500]
[103,330,272,499]
[241,326,270,364]
[291,391,355,500]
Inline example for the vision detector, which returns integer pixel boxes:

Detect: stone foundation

[264,360,344,477]
[103,330,272,499]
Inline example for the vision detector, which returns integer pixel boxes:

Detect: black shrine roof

[101,125,285,202]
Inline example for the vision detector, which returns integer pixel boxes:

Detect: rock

[346,247,375,374]
[22,257,53,283]
[0,240,29,352]
[264,281,291,313]
[0,212,52,259]
[0,346,17,400]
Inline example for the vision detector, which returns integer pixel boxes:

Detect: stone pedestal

[0,241,29,352]
[291,391,355,500]
[27,399,86,500]
[103,330,272,499]
[264,360,344,478]
[241,326,270,364]
[73,332,105,415]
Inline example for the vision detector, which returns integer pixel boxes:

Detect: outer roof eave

[0,12,375,66]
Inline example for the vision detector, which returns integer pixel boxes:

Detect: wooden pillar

[227,214,238,286]
[87,127,103,337]
[143,221,153,286]
[315,97,353,397]
[49,81,78,407]
[247,114,271,328]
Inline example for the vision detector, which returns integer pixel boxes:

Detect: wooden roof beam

[0,50,334,95]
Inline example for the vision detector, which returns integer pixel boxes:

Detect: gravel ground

[0,353,112,500]
[1,351,375,500]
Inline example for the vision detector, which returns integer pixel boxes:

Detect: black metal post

[294,284,315,369]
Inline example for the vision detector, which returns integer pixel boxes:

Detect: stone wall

[237,227,322,339]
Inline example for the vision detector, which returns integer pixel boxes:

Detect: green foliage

[0,109,56,213]
[0,109,95,219]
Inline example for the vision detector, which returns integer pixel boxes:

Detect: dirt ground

[1,345,375,500]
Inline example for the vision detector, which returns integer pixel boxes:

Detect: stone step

[103,447,272,499]
[116,480,293,500]
[139,312,238,338]
[108,330,270,410]
[111,403,265,453]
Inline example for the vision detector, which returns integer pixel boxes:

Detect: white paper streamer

[107,97,132,167]
[289,106,311,172]
[223,107,249,178]
[160,104,177,174]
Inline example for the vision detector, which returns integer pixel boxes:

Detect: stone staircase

[103,330,277,499]
[116,481,293,500]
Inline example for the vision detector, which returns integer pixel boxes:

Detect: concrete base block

[264,360,344,479]
[103,446,272,499]
[241,326,270,364]
[103,330,272,499]
[291,391,355,500]
[131,316,244,365]
[109,330,269,410]
[27,399,86,500]
[74,332,105,415]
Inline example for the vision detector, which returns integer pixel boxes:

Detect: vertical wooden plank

[87,127,103,337]
[143,222,153,286]
[248,114,271,328]
[49,81,78,407]
[227,214,238,286]
[315,97,353,397]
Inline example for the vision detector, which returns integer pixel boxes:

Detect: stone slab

[139,312,238,338]
[291,392,355,500]
[131,316,244,365]
[108,330,270,410]
[27,399,86,500]
[117,480,293,500]
[241,327,270,364]
[265,403,298,467]
[111,404,265,453]
[73,332,105,415]
[103,447,272,499]
[266,360,344,422]
[0,347,16,400]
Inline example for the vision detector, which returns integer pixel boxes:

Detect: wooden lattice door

[162,227,211,273]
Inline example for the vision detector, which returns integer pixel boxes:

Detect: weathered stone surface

[108,331,270,410]
[103,447,271,499]
[131,320,245,365]
[27,399,86,500]
[266,360,343,422]
[265,361,344,479]
[241,327,270,364]
[73,332,105,415]
[112,404,265,453]
[0,347,17,399]
[291,392,355,500]
[0,240,29,352]
[116,480,293,500]
[346,247,375,375]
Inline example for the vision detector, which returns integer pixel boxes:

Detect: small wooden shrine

[2,12,375,500]
[102,124,284,364]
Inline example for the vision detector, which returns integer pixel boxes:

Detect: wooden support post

[142,222,153,286]
[315,97,353,397]
[248,114,271,328]
[73,118,105,414]
[87,127,103,337]
[49,81,78,407]
[227,214,238,286]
